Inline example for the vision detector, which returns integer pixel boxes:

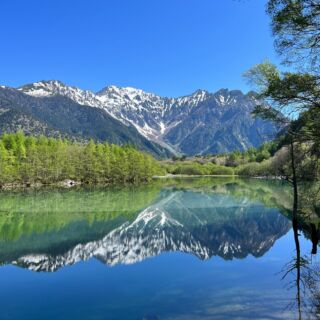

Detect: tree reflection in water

[281,184,320,320]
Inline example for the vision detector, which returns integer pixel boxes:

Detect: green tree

[0,134,162,186]
[267,0,320,68]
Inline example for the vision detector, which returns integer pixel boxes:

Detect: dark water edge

[0,177,319,320]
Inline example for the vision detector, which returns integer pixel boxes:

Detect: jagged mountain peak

[97,85,155,97]
[19,80,69,96]
[11,80,279,155]
[214,88,230,95]
[214,88,244,95]
[212,88,247,105]
[176,88,210,102]
[18,80,106,110]
[212,89,264,110]
[96,85,162,111]
[18,79,97,97]
[0,84,172,157]
[189,89,210,97]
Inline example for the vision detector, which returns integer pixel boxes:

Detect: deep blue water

[0,178,318,319]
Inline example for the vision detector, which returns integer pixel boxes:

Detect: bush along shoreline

[160,139,319,182]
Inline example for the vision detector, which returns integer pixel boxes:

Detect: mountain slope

[96,86,278,154]
[164,90,277,154]
[18,81,279,155]
[0,86,171,157]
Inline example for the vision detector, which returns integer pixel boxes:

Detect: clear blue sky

[0,0,279,97]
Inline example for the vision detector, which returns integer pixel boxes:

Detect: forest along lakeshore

[0,1,320,320]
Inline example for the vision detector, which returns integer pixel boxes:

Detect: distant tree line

[0,132,164,186]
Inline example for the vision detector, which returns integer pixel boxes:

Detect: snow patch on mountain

[18,80,277,155]
[18,81,214,143]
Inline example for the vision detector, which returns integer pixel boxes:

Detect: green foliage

[239,0,320,184]
[163,161,234,176]
[0,132,164,186]
[244,61,320,117]
[220,141,278,167]
[171,155,187,161]
[172,163,205,175]
[236,160,274,177]
[267,0,320,68]
[243,60,280,93]
[235,142,320,180]
[244,62,320,182]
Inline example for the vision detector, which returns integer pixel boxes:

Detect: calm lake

[0,177,319,320]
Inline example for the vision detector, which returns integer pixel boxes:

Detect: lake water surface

[0,177,319,320]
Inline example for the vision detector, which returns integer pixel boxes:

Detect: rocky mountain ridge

[0,85,171,157]
[17,80,279,155]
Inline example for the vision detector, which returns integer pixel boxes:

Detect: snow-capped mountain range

[16,80,279,155]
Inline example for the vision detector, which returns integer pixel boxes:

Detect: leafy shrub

[172,164,206,175]
[209,165,234,175]
[163,161,234,176]
[237,160,273,177]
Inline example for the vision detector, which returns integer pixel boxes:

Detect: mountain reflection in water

[0,178,293,271]
[0,178,319,320]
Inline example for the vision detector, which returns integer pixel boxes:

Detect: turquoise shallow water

[0,178,318,319]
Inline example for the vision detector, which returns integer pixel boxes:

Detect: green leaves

[267,0,320,68]
[0,133,163,186]
[243,60,280,94]
[252,105,283,122]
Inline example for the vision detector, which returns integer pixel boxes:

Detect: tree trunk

[290,140,298,214]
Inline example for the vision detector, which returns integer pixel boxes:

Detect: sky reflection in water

[0,178,318,320]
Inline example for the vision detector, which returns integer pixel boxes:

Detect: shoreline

[0,175,288,191]
[152,174,238,178]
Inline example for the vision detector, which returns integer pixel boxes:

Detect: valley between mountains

[0,80,279,157]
